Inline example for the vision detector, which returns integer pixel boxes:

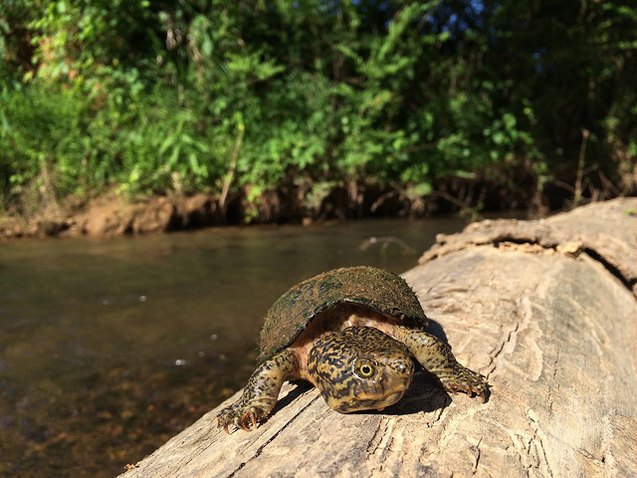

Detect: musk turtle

[217,266,488,431]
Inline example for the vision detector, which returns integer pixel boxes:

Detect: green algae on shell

[257,266,428,364]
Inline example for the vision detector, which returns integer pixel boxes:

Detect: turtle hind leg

[216,348,299,432]
[394,326,489,402]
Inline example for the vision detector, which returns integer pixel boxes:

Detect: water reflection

[0,217,466,477]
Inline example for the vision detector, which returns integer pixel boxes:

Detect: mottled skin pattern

[390,325,487,397]
[217,319,489,432]
[217,349,299,431]
[217,326,417,431]
[216,267,490,432]
[307,327,414,413]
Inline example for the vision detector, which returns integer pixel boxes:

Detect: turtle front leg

[393,326,489,401]
[217,348,299,432]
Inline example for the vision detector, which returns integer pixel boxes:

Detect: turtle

[217,266,489,431]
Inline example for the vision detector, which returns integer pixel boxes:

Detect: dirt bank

[0,180,515,238]
[0,193,218,238]
[2,169,635,238]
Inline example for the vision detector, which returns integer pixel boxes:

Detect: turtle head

[307,326,414,413]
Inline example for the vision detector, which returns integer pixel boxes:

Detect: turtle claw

[464,380,490,403]
[247,409,259,430]
[444,367,490,402]
[472,377,490,403]
[238,406,268,430]
[216,407,237,433]
[216,404,270,433]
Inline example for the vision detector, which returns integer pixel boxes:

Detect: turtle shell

[257,266,428,364]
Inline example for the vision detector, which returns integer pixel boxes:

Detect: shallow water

[0,217,467,477]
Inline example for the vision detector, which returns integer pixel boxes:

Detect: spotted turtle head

[307,326,414,413]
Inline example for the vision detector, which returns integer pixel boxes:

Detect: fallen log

[120,198,637,478]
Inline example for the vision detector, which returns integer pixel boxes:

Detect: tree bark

[119,198,637,478]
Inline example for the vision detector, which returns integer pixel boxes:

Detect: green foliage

[0,84,83,198]
[1,0,636,213]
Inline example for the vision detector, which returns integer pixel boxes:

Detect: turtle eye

[356,362,375,378]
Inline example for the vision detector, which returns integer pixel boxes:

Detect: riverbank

[0,187,475,239]
[0,188,511,239]
[3,171,635,239]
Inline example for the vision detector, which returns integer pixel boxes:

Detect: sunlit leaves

[1,0,635,210]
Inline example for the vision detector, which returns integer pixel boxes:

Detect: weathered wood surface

[120,198,637,478]
[421,198,637,297]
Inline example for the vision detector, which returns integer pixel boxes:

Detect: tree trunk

[119,198,637,478]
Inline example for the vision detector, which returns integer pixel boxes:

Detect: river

[0,217,467,477]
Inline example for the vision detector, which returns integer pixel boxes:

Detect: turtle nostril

[396,361,411,375]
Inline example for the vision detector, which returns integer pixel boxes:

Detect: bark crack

[486,315,521,379]
[365,416,395,476]
[177,436,216,477]
[492,238,635,298]
[526,410,554,478]
[365,417,391,457]
[423,221,637,300]
[226,393,321,477]
[576,447,606,464]
[581,247,636,296]
[471,437,483,475]
[547,348,560,417]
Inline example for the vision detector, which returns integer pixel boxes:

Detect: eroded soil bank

[0,188,484,239]
[2,169,636,238]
